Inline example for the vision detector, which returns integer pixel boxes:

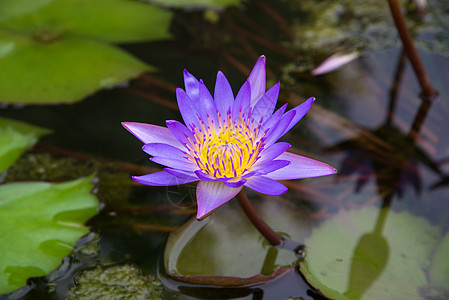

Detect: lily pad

[164,196,311,286]
[0,31,151,104]
[0,0,173,104]
[429,230,449,288]
[146,0,240,9]
[0,0,172,43]
[299,206,442,300]
[0,117,50,173]
[0,176,99,294]
[0,0,50,22]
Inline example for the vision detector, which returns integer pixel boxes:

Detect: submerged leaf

[164,197,311,285]
[300,207,441,300]
[0,117,50,173]
[0,176,99,294]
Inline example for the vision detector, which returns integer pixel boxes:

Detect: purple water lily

[123,56,336,220]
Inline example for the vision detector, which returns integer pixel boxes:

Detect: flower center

[187,113,263,179]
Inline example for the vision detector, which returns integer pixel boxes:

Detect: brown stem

[236,190,283,246]
[387,0,436,100]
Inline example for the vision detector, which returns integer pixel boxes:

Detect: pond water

[1,0,449,299]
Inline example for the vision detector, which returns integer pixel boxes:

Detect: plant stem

[236,190,283,246]
[387,0,436,100]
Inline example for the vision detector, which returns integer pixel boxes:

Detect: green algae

[67,264,163,300]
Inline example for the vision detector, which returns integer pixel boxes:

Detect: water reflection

[326,49,443,298]
[344,207,390,299]
[329,48,441,201]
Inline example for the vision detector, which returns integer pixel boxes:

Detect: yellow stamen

[190,114,261,179]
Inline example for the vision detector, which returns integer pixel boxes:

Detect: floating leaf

[146,0,240,9]
[0,0,172,43]
[429,230,449,288]
[0,0,50,22]
[0,176,99,294]
[165,197,311,286]
[0,31,150,104]
[299,207,442,300]
[0,117,50,173]
[0,0,173,104]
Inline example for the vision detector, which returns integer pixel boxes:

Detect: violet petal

[253,142,291,166]
[232,80,251,121]
[196,181,242,220]
[282,97,315,135]
[176,88,200,129]
[248,55,266,106]
[223,178,247,188]
[265,151,337,180]
[166,120,195,148]
[259,103,288,138]
[133,171,197,186]
[252,159,290,175]
[311,52,358,75]
[251,81,280,124]
[142,143,186,160]
[183,69,200,101]
[194,170,221,182]
[151,156,197,172]
[263,109,296,146]
[122,122,182,148]
[244,176,287,195]
[214,71,234,118]
[165,168,198,180]
[199,80,219,127]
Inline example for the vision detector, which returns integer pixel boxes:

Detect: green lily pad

[164,197,311,286]
[0,117,50,173]
[0,0,172,43]
[0,176,99,294]
[429,230,449,288]
[0,0,50,22]
[146,0,240,9]
[299,207,442,300]
[0,0,173,104]
[0,30,150,104]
